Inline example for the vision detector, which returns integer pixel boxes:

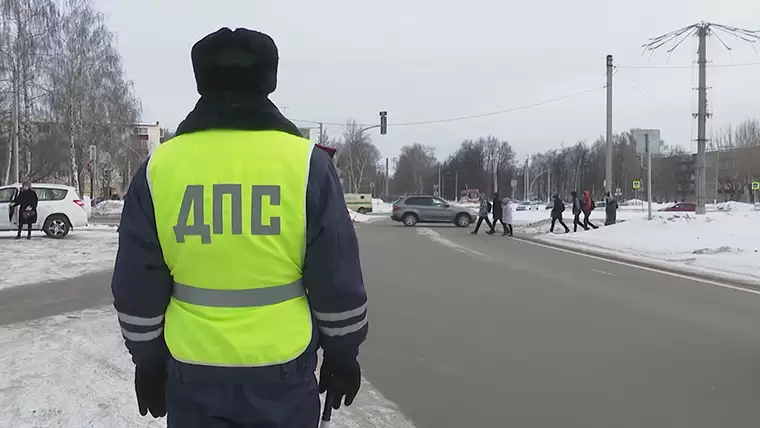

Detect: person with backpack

[570,191,587,232]
[471,193,494,235]
[582,190,599,230]
[549,194,570,233]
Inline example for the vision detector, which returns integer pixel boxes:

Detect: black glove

[134,364,167,418]
[319,357,361,410]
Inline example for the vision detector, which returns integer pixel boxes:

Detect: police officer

[111,28,368,427]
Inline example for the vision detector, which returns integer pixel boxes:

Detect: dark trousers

[166,356,320,428]
[583,211,598,229]
[473,216,493,233]
[16,222,31,238]
[491,218,511,234]
[573,213,587,232]
[550,217,569,233]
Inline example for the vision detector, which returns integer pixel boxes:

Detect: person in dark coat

[549,194,570,233]
[604,191,618,225]
[489,192,508,235]
[570,191,587,232]
[11,181,38,240]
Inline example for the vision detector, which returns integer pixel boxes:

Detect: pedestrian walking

[571,191,587,232]
[11,181,38,240]
[501,197,514,236]
[471,193,494,234]
[489,192,508,235]
[549,194,570,233]
[111,28,367,428]
[582,190,599,229]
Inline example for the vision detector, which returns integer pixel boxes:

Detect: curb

[514,233,760,292]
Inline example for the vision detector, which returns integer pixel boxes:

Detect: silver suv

[390,195,474,227]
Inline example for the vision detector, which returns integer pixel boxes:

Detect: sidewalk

[519,211,760,287]
[0,307,414,428]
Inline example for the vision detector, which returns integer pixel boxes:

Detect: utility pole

[319,122,324,144]
[644,22,759,214]
[605,55,613,198]
[493,156,498,195]
[695,25,708,214]
[454,171,459,202]
[547,168,551,203]
[437,163,442,197]
[385,157,389,200]
[524,157,530,200]
[12,65,20,183]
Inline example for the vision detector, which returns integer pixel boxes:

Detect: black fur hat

[191,27,279,96]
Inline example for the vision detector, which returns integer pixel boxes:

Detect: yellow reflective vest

[147,129,313,367]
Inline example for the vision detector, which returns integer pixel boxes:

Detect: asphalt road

[3,219,760,427]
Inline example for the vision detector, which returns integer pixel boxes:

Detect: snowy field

[0,225,118,290]
[536,210,760,284]
[0,307,414,428]
[91,200,124,216]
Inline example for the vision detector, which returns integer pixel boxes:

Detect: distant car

[515,201,541,211]
[659,202,696,212]
[391,195,474,227]
[594,200,606,209]
[0,183,88,238]
[344,193,372,214]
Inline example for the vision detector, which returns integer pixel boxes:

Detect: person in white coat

[501,197,514,236]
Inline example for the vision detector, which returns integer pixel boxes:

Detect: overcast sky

[97,0,760,160]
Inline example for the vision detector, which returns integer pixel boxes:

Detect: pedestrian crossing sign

[753,181,760,191]
[632,180,641,189]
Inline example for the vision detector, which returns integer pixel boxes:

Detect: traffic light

[379,111,387,135]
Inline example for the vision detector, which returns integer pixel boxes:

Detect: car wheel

[402,213,418,227]
[44,214,71,239]
[357,207,367,214]
[455,213,471,227]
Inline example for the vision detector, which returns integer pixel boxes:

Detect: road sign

[89,145,97,161]
[752,181,760,191]
[510,179,518,187]
[369,182,375,189]
[632,180,641,189]
[615,187,622,196]
[433,184,439,191]
[433,191,439,197]
[633,129,661,154]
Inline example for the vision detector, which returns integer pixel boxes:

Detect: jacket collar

[175,93,302,138]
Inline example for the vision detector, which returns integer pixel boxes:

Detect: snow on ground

[91,200,124,216]
[349,208,384,223]
[372,198,393,213]
[0,225,118,290]
[0,307,414,428]
[537,211,760,284]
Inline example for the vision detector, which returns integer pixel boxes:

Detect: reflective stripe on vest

[147,129,314,367]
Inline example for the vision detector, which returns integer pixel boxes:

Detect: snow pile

[347,208,382,223]
[539,212,760,283]
[715,201,755,212]
[91,200,124,216]
[0,307,414,428]
[372,198,393,213]
[0,228,117,290]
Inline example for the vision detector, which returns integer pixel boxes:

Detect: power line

[617,61,760,69]
[291,85,605,128]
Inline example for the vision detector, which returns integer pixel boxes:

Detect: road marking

[592,269,616,277]
[513,237,760,297]
[416,228,485,256]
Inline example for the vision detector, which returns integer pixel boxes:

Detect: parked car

[659,202,696,212]
[391,195,474,227]
[515,201,541,211]
[0,183,88,238]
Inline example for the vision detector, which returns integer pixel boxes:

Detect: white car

[0,183,89,238]
[515,201,541,211]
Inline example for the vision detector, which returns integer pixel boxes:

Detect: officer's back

[112,27,368,428]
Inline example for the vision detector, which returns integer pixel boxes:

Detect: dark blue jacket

[112,96,367,380]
